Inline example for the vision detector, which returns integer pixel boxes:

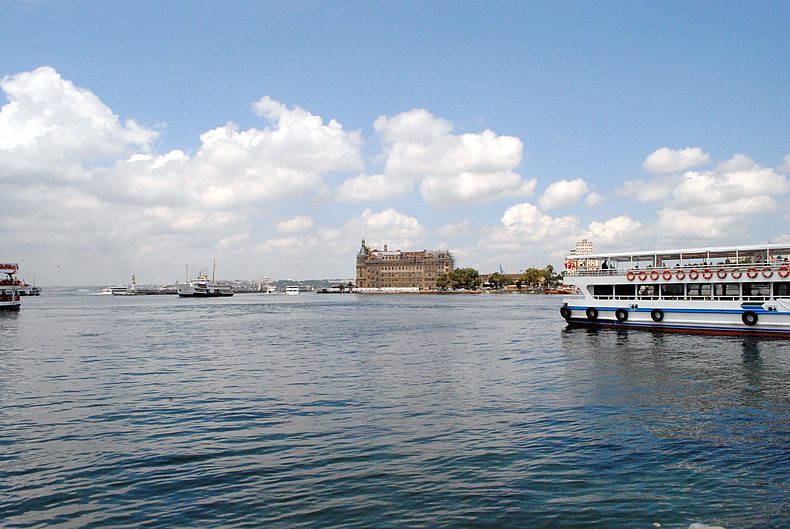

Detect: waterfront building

[356,239,454,292]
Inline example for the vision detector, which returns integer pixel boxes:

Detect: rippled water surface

[2,292,789,528]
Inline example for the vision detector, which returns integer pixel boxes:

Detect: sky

[1,1,789,286]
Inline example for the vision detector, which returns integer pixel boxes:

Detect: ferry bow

[560,243,790,337]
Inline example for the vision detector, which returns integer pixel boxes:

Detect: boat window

[592,284,614,299]
[714,283,740,300]
[614,284,636,299]
[661,283,684,299]
[637,284,659,300]
[743,282,770,300]
[774,283,790,298]
[687,283,711,299]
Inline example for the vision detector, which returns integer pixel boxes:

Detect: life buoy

[676,269,686,280]
[626,271,636,281]
[615,308,628,322]
[747,268,758,279]
[651,308,664,322]
[689,269,699,280]
[762,267,773,278]
[560,305,572,319]
[731,268,742,279]
[742,310,758,326]
[702,268,713,280]
[650,270,660,281]
[586,307,598,320]
[662,270,672,280]
[638,271,648,281]
[716,268,727,279]
[778,265,789,278]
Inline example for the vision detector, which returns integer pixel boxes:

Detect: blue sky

[1,1,789,286]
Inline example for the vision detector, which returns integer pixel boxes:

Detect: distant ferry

[102,285,128,295]
[560,243,790,337]
[176,262,234,298]
[0,263,22,311]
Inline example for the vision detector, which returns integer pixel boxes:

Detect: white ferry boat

[0,263,22,311]
[560,243,790,337]
[176,262,234,298]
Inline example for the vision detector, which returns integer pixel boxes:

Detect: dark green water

[1,292,788,528]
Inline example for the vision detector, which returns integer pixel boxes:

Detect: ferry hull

[561,304,790,338]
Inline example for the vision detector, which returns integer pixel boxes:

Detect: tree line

[436,266,561,291]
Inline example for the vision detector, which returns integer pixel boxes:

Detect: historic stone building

[355,239,455,292]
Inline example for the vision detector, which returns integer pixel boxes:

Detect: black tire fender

[560,305,572,320]
[615,308,628,322]
[742,310,758,326]
[586,307,598,320]
[651,309,664,322]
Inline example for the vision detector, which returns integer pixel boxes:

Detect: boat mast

[213,260,216,283]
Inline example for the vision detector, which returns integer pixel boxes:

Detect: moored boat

[560,243,790,337]
[0,263,22,311]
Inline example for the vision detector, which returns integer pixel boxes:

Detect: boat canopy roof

[565,243,790,266]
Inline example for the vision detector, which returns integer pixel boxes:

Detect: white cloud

[538,178,590,210]
[585,192,605,206]
[668,161,790,216]
[642,146,710,173]
[779,154,790,173]
[0,66,159,183]
[345,208,426,250]
[617,175,679,202]
[372,109,532,206]
[277,215,314,234]
[335,173,413,202]
[583,215,643,247]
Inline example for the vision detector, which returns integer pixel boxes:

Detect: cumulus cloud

[779,154,790,173]
[364,108,533,206]
[617,174,679,202]
[0,66,159,182]
[538,178,590,210]
[642,146,710,173]
[345,208,426,249]
[277,215,314,234]
[583,215,643,246]
[0,66,368,284]
[335,173,413,202]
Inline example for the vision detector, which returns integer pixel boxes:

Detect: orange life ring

[689,269,699,280]
[626,271,635,281]
[716,268,727,279]
[650,270,660,281]
[702,268,713,280]
[676,269,686,280]
[762,267,773,278]
[662,270,672,280]
[779,266,790,278]
[638,271,648,281]
[747,268,758,279]
[730,268,742,279]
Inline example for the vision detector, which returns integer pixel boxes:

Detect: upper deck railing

[564,259,790,279]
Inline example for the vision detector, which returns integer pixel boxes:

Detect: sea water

[1,292,789,528]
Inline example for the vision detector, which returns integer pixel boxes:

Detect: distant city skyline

[1,2,788,286]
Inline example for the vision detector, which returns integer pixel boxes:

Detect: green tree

[487,272,512,290]
[441,268,480,290]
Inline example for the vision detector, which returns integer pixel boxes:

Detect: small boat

[102,285,129,295]
[176,262,234,298]
[560,243,790,337]
[285,286,301,295]
[0,263,22,311]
